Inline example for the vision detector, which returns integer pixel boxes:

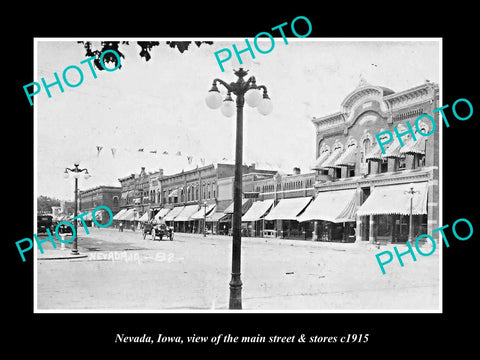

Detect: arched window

[113,196,119,207]
[362,138,371,162]
[360,131,373,164]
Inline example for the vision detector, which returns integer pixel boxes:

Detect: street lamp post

[404,184,419,243]
[201,200,208,237]
[64,163,91,255]
[206,68,272,309]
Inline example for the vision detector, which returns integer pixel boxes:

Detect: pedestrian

[119,222,123,232]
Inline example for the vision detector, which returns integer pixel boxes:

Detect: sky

[35,38,440,201]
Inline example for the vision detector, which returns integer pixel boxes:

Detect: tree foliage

[78,41,214,70]
[37,196,74,214]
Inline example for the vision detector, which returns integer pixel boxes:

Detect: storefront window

[398,156,407,171]
[377,214,392,236]
[415,154,426,168]
[380,158,388,173]
[348,166,355,177]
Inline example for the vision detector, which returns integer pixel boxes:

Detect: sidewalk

[171,231,432,254]
[36,242,89,260]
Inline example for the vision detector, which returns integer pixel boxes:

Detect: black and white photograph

[8,8,479,355]
[33,38,441,312]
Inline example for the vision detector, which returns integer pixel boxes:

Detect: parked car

[37,215,53,233]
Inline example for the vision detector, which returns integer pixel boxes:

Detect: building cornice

[79,185,121,195]
[314,167,435,192]
[312,82,439,134]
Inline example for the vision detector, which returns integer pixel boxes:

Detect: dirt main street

[35,227,440,311]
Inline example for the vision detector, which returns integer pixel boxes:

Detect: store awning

[122,208,137,221]
[365,143,384,161]
[190,204,216,220]
[400,134,426,155]
[382,137,404,159]
[224,199,251,214]
[175,204,201,221]
[138,212,149,222]
[154,208,171,221]
[297,189,357,223]
[334,144,357,167]
[310,149,331,170]
[163,206,185,221]
[218,213,232,222]
[242,199,275,222]
[113,208,127,220]
[318,146,343,169]
[357,182,428,216]
[206,211,228,222]
[264,197,313,221]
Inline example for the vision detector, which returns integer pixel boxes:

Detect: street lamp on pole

[205,67,272,310]
[64,162,91,255]
[404,183,419,243]
[201,200,208,237]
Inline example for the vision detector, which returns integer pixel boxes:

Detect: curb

[37,253,89,260]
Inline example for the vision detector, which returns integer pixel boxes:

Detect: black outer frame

[7,7,479,356]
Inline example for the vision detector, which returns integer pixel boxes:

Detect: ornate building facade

[305,80,439,243]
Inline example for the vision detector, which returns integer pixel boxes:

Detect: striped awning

[357,182,428,216]
[297,189,357,223]
[224,199,251,214]
[318,146,343,169]
[206,212,228,222]
[310,149,331,170]
[365,142,384,161]
[382,137,404,159]
[163,206,185,221]
[122,208,138,221]
[175,205,201,221]
[400,134,426,155]
[334,144,357,167]
[138,212,149,222]
[153,208,171,221]
[190,204,216,220]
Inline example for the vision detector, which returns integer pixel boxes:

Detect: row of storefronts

[85,80,440,244]
[110,172,431,245]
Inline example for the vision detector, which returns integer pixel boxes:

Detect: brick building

[299,79,440,244]
[240,168,317,238]
[79,185,121,225]
[116,163,277,233]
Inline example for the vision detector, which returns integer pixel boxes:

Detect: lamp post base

[229,273,242,310]
[70,249,79,255]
